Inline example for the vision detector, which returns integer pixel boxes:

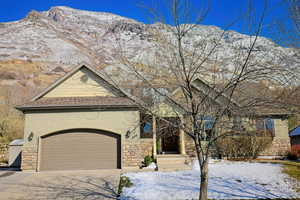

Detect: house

[16,63,142,171]
[289,125,300,154]
[16,63,291,171]
[147,79,291,159]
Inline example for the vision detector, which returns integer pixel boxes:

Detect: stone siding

[140,139,153,158]
[184,135,196,157]
[123,140,143,167]
[0,143,8,163]
[184,136,290,158]
[260,137,291,156]
[21,145,38,170]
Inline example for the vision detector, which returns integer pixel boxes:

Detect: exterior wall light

[126,130,131,138]
[28,132,34,142]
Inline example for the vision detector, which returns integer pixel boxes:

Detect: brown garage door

[39,129,121,171]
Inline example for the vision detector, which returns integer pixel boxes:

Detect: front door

[159,117,180,153]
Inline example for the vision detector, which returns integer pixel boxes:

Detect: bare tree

[94,0,298,199]
[269,0,300,47]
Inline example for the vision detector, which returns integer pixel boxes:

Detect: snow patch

[145,162,157,169]
[121,161,300,200]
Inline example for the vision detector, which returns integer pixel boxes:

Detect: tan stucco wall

[152,102,182,117]
[22,109,141,170]
[44,68,115,98]
[274,118,289,138]
[23,110,140,142]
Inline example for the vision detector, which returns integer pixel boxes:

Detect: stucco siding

[274,118,289,138]
[22,109,141,170]
[153,102,180,117]
[44,68,115,98]
[23,110,140,143]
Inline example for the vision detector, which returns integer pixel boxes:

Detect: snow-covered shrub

[215,135,272,159]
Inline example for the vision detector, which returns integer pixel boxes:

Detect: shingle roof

[15,63,140,111]
[16,96,138,111]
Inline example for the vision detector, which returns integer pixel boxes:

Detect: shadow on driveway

[0,171,120,200]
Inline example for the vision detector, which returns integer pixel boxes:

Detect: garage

[16,64,140,171]
[39,129,121,171]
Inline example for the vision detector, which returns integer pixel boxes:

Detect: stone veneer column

[152,116,157,159]
[179,116,186,155]
[21,145,38,171]
[123,125,144,168]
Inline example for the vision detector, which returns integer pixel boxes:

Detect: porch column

[152,115,157,158]
[179,116,186,155]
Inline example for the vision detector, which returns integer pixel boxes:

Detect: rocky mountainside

[0,6,299,101]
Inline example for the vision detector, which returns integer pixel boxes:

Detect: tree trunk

[199,159,209,200]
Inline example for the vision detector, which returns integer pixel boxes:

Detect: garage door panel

[40,130,121,171]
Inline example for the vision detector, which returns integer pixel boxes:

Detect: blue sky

[0,0,293,43]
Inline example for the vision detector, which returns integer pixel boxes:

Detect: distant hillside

[0,6,298,103]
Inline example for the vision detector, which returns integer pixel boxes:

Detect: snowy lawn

[121,160,300,200]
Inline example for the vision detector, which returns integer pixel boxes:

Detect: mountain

[0,6,298,102]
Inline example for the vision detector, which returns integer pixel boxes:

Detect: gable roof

[160,78,241,115]
[16,62,138,111]
[31,62,125,101]
[191,78,241,108]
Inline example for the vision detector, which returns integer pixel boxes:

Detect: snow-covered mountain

[0,6,298,91]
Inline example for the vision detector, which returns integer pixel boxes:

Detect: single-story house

[16,63,291,171]
[289,125,300,154]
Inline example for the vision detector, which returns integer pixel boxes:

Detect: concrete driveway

[0,169,121,200]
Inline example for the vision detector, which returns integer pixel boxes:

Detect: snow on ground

[145,162,157,169]
[121,160,300,200]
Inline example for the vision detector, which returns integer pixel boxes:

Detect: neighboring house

[289,125,300,154]
[16,63,291,171]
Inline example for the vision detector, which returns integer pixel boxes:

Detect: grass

[254,159,300,192]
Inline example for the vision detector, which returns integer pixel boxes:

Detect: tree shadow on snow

[126,172,293,199]
[208,176,284,199]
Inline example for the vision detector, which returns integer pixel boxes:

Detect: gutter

[15,104,140,112]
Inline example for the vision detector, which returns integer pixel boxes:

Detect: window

[232,116,244,131]
[198,116,215,141]
[140,114,153,138]
[256,118,274,137]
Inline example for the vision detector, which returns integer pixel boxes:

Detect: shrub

[0,105,24,142]
[215,134,272,160]
[118,176,133,194]
[286,151,298,160]
[143,155,154,167]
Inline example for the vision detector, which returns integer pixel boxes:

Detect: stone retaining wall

[0,143,8,162]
